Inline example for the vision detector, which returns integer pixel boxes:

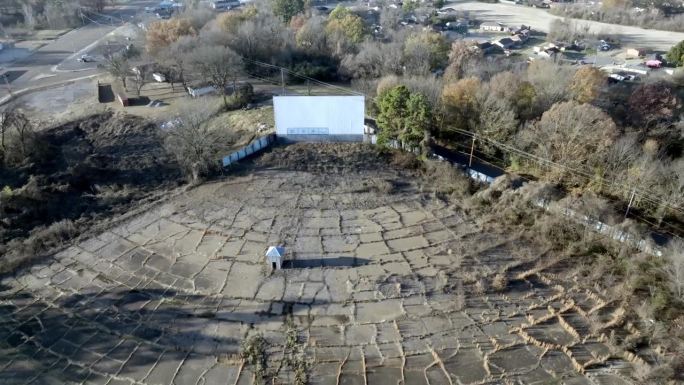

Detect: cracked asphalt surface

[0,145,650,384]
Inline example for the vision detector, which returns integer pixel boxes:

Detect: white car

[609,74,625,82]
[437,7,457,14]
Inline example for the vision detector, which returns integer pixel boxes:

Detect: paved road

[445,0,684,50]
[0,0,158,102]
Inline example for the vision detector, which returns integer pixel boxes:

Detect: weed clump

[241,334,267,383]
[491,273,508,292]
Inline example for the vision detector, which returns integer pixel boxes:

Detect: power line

[234,53,683,234]
[79,6,126,26]
[241,58,363,96]
[452,128,683,216]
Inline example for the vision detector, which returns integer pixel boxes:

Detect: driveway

[445,0,684,50]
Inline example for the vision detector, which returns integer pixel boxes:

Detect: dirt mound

[40,112,177,186]
[0,112,181,273]
[255,142,418,173]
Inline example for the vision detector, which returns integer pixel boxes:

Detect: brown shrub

[0,219,77,275]
[474,278,488,295]
[422,160,473,199]
[389,150,421,170]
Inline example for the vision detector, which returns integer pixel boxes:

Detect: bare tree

[163,101,227,183]
[600,135,640,192]
[521,101,618,186]
[526,61,573,112]
[19,0,36,28]
[403,31,449,76]
[0,107,36,165]
[11,110,33,161]
[380,6,402,32]
[628,82,682,131]
[0,106,12,163]
[484,71,521,102]
[661,240,684,299]
[159,35,196,91]
[131,66,148,97]
[295,15,327,55]
[340,40,403,79]
[104,53,131,91]
[233,10,292,62]
[475,91,518,153]
[189,45,243,109]
[444,41,483,82]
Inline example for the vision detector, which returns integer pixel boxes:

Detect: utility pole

[624,188,636,219]
[468,136,476,167]
[280,68,285,96]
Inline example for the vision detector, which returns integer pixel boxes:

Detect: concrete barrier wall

[221,134,276,167]
[426,146,664,256]
[534,199,662,256]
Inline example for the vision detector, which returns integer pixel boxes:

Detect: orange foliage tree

[146,18,197,55]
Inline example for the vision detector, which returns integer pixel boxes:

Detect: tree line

[139,0,682,230]
[1,0,109,30]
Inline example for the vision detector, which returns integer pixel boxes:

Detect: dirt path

[446,0,684,50]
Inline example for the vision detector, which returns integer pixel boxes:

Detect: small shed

[626,48,647,58]
[265,246,285,270]
[187,85,217,98]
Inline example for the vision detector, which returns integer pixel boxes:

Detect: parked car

[599,40,611,51]
[437,7,457,14]
[526,0,549,8]
[77,54,95,63]
[608,73,625,83]
[152,72,167,82]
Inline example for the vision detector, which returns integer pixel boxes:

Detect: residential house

[445,20,468,34]
[510,35,524,46]
[476,41,503,54]
[510,25,531,42]
[493,37,516,49]
[480,22,509,33]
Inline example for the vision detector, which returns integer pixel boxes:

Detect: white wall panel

[274,96,365,137]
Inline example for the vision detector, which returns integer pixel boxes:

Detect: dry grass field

[0,144,670,384]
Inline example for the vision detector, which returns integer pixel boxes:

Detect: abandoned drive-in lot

[0,145,643,384]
